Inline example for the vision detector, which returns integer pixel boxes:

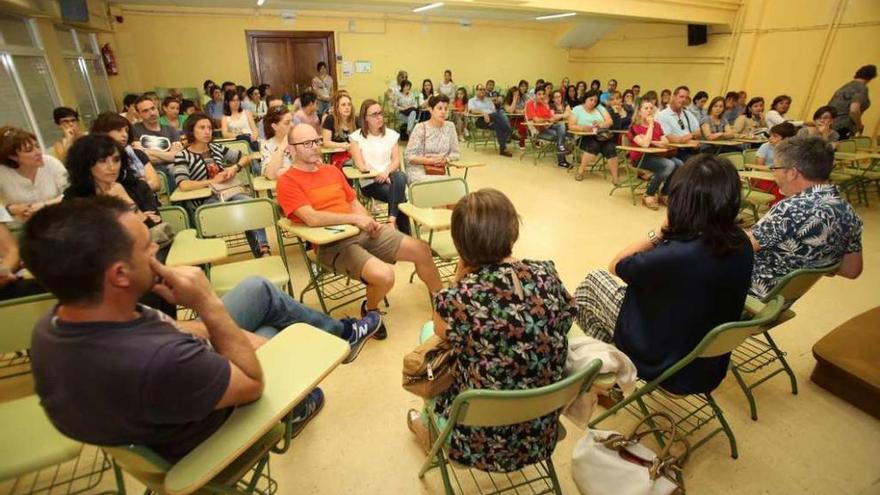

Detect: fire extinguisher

[101,43,118,76]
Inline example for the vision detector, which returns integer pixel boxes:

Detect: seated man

[467,84,513,157]
[131,95,183,191]
[277,124,443,339]
[748,135,863,298]
[485,79,502,108]
[524,83,570,168]
[24,197,381,462]
[293,92,321,134]
[655,86,701,162]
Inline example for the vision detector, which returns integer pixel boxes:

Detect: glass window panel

[0,14,35,48]
[54,27,77,53]
[0,56,32,132]
[86,57,115,113]
[12,55,59,146]
[65,57,97,125]
[78,31,96,54]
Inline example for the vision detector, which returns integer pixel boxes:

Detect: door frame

[245,30,336,88]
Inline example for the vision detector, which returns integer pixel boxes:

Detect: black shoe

[361,300,388,340]
[499,149,513,157]
[558,160,572,168]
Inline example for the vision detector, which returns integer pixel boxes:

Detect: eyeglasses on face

[367,111,383,118]
[291,138,323,148]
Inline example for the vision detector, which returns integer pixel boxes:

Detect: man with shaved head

[277,124,442,338]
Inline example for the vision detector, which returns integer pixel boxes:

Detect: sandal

[642,196,660,210]
[575,172,584,181]
[407,409,431,453]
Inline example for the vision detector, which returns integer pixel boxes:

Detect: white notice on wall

[355,61,372,73]
[342,61,354,77]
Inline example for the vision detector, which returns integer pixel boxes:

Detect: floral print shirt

[433,260,575,472]
[751,184,862,298]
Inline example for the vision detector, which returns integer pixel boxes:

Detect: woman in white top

[405,94,460,185]
[243,86,268,125]
[312,62,334,117]
[259,106,294,180]
[765,95,791,128]
[220,90,259,151]
[395,80,419,137]
[0,126,67,220]
[350,99,410,234]
[438,70,456,100]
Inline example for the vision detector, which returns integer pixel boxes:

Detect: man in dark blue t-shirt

[22,197,380,461]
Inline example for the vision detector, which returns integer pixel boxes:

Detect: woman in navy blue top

[575,153,754,394]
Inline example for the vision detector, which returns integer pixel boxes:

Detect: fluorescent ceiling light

[535,12,576,20]
[413,2,444,13]
[256,0,265,5]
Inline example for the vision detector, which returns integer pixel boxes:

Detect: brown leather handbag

[402,335,456,398]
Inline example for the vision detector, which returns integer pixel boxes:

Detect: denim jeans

[398,111,418,135]
[222,276,344,339]
[536,122,568,163]
[157,164,176,194]
[204,193,269,257]
[361,171,411,234]
[638,155,683,196]
[475,110,512,150]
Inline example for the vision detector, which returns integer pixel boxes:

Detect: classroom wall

[98,7,574,105]
[567,0,880,133]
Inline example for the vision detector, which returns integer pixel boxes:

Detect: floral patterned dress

[433,260,575,472]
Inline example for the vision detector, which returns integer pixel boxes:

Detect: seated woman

[606,91,632,132]
[659,89,672,110]
[733,97,767,137]
[765,95,792,128]
[321,93,356,169]
[173,113,269,258]
[349,99,410,234]
[569,90,617,183]
[566,84,580,109]
[627,100,684,210]
[90,112,161,192]
[753,122,798,203]
[550,89,571,122]
[242,86,267,125]
[797,106,840,143]
[395,80,419,139]
[574,80,587,105]
[52,107,83,163]
[622,89,636,116]
[159,97,186,131]
[699,96,738,153]
[405,94,460,185]
[406,188,575,472]
[259,106,294,180]
[417,79,435,123]
[220,90,260,151]
[503,86,527,149]
[0,126,67,221]
[451,87,468,141]
[574,154,753,395]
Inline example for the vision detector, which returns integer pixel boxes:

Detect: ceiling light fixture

[535,12,576,20]
[413,2,444,13]
[256,0,265,5]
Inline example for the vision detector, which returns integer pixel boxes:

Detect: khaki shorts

[316,226,405,279]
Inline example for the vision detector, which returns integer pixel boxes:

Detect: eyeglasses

[767,165,792,171]
[677,118,685,130]
[59,117,79,125]
[291,138,323,148]
[367,111,383,118]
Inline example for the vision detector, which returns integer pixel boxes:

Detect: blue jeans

[222,276,344,339]
[204,194,269,258]
[361,171,411,234]
[639,155,683,196]
[475,111,512,150]
[536,122,568,163]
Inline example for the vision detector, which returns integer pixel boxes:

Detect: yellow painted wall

[569,0,880,133]
[99,7,573,105]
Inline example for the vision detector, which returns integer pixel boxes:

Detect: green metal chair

[610,149,650,205]
[157,173,170,206]
[194,198,292,296]
[852,136,871,150]
[589,296,785,459]
[158,205,190,234]
[0,292,56,379]
[407,178,468,284]
[742,148,758,166]
[721,152,775,221]
[835,139,880,204]
[519,121,555,166]
[0,395,115,495]
[465,114,497,151]
[420,359,604,495]
[730,262,841,421]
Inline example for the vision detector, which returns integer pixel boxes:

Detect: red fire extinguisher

[101,43,118,76]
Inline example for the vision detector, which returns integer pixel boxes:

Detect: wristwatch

[648,230,662,247]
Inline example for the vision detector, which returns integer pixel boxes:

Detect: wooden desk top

[320,147,346,155]
[616,146,670,154]
[170,187,213,203]
[342,167,379,180]
[656,140,700,148]
[277,218,360,245]
[735,137,768,144]
[745,162,771,171]
[739,170,776,181]
[569,130,597,136]
[164,325,350,495]
[447,160,485,169]
[251,176,277,192]
[695,139,742,147]
[165,230,228,267]
[398,203,452,230]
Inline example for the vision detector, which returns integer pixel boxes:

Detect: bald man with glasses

[467,84,513,157]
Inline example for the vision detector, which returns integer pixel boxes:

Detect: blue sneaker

[290,388,324,438]
[343,312,382,364]
[360,301,388,340]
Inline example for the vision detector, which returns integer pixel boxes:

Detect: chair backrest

[763,261,841,308]
[102,445,171,493]
[743,148,757,164]
[0,293,57,354]
[720,151,745,171]
[157,173,170,205]
[836,139,856,153]
[158,205,190,234]
[852,136,871,150]
[448,359,603,428]
[408,177,468,209]
[195,198,277,237]
[698,296,785,357]
[219,140,256,186]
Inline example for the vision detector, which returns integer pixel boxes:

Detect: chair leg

[545,458,564,495]
[764,331,798,395]
[705,393,738,459]
[636,396,666,448]
[730,364,758,421]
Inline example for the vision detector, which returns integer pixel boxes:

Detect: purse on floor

[572,412,689,495]
[402,335,455,399]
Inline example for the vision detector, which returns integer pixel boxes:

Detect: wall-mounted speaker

[60,0,90,23]
[688,24,707,46]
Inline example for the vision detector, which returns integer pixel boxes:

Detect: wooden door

[246,31,335,99]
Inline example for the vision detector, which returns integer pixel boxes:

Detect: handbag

[572,412,689,495]
[402,334,456,399]
[149,221,176,249]
[209,176,249,202]
[595,129,613,141]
